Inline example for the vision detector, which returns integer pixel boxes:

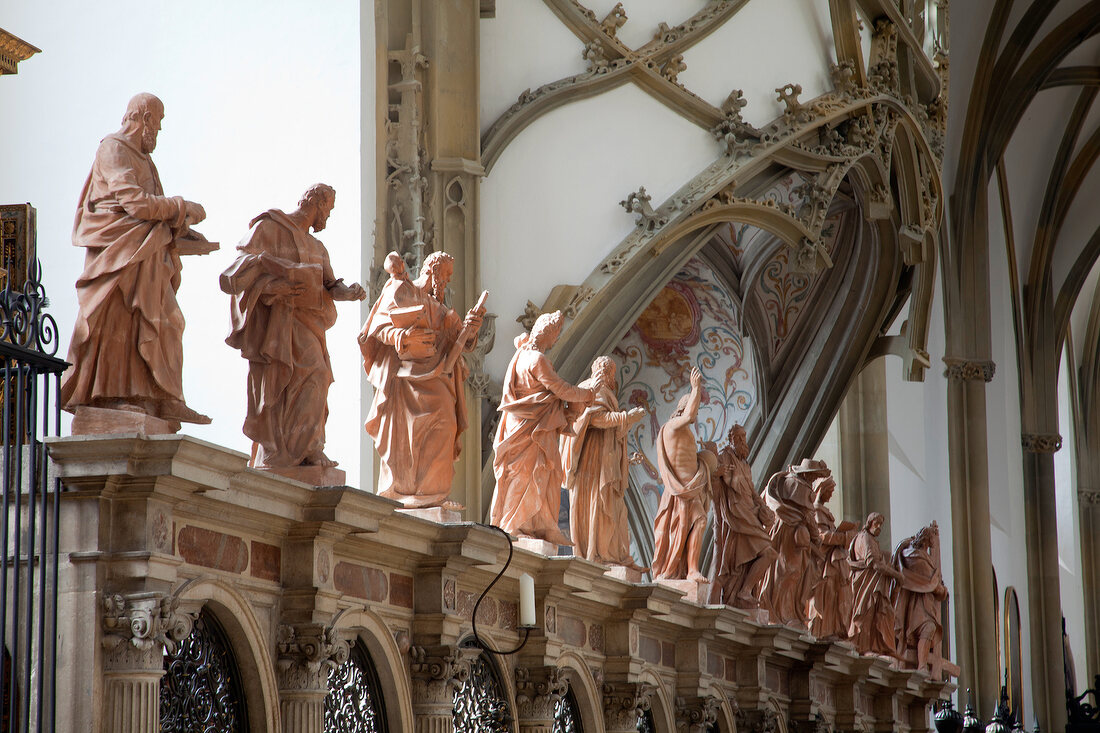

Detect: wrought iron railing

[0,256,65,732]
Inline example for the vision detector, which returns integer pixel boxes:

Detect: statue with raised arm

[490,311,594,545]
[706,423,777,607]
[757,459,829,626]
[806,475,857,639]
[561,356,647,569]
[61,93,213,431]
[892,521,948,671]
[360,251,486,509]
[651,367,716,582]
[220,184,365,474]
[848,512,902,656]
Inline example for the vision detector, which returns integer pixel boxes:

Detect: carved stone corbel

[1020,433,1062,454]
[515,666,570,730]
[942,357,995,382]
[603,681,656,733]
[675,695,720,733]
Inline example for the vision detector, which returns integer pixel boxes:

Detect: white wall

[0,0,364,483]
[1057,348,1088,693]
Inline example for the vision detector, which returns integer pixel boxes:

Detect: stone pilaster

[409,645,477,733]
[101,592,197,733]
[603,682,655,733]
[515,666,569,733]
[675,695,720,733]
[276,624,351,733]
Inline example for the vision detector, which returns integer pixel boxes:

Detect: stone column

[276,624,350,733]
[100,593,196,733]
[674,695,719,733]
[603,682,655,733]
[1021,434,1068,733]
[838,359,892,546]
[515,666,569,733]
[409,645,477,733]
[1081,488,1100,677]
[943,358,999,716]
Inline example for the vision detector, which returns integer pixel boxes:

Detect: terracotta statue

[848,512,902,656]
[561,356,647,569]
[360,251,485,509]
[220,184,365,470]
[892,521,948,670]
[651,367,716,582]
[490,311,594,544]
[757,459,829,626]
[806,475,857,639]
[61,93,212,426]
[705,424,777,607]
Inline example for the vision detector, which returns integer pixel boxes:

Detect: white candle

[519,572,535,627]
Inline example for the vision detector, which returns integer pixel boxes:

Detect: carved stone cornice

[675,695,720,733]
[409,644,477,709]
[1021,433,1062,454]
[276,623,350,692]
[942,357,995,382]
[603,681,655,732]
[515,666,570,722]
[736,708,781,733]
[101,592,197,672]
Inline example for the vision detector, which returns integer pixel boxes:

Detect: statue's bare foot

[303,451,338,467]
[440,500,465,511]
[158,401,212,424]
[688,570,707,583]
[733,593,760,609]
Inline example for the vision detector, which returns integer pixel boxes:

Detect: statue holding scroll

[561,355,647,568]
[848,512,901,656]
[892,521,948,670]
[61,93,213,429]
[651,367,716,581]
[221,184,366,471]
[491,311,594,545]
[806,474,857,639]
[360,251,486,509]
[706,423,776,607]
[757,459,829,626]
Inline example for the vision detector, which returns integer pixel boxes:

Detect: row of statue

[60,94,946,674]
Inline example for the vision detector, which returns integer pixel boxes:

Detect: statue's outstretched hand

[184,201,206,225]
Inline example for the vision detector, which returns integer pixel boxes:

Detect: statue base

[71,406,181,436]
[655,577,710,604]
[399,506,463,524]
[260,465,346,487]
[604,565,644,583]
[515,537,560,556]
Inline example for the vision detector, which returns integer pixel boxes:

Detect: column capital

[1021,433,1062,453]
[409,644,479,708]
[736,707,781,733]
[276,623,350,693]
[515,665,569,723]
[102,591,197,672]
[943,357,996,382]
[1078,488,1100,505]
[675,695,721,733]
[603,681,655,732]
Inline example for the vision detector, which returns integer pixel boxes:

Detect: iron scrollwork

[637,708,657,733]
[453,640,512,733]
[160,610,248,733]
[325,640,389,733]
[553,688,584,733]
[0,257,59,356]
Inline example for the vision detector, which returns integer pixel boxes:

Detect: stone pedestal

[262,465,347,487]
[515,537,560,556]
[605,565,644,583]
[72,406,180,436]
[656,577,710,604]
[400,506,463,524]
